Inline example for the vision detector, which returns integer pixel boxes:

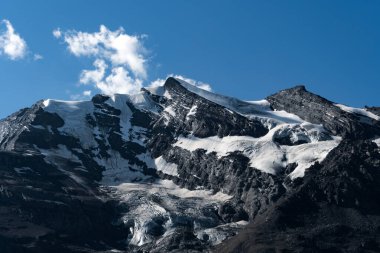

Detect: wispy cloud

[52,28,62,39]
[69,90,93,100]
[149,74,212,92]
[54,25,147,95]
[172,75,212,92]
[0,19,27,60]
[83,90,92,97]
[33,53,43,61]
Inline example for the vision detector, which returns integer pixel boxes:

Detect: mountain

[0,77,379,252]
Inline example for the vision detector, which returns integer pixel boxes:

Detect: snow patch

[116,180,231,202]
[154,156,179,177]
[246,99,271,108]
[106,94,133,139]
[195,220,249,246]
[114,179,232,246]
[40,144,82,164]
[42,99,51,107]
[164,105,176,117]
[98,150,149,186]
[43,99,96,148]
[40,145,86,185]
[373,138,380,148]
[285,141,339,178]
[186,105,198,120]
[335,104,380,123]
[110,92,159,114]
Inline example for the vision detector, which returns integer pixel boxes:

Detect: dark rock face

[215,139,380,253]
[0,77,379,252]
[147,78,268,159]
[159,147,285,222]
[267,86,380,139]
[145,78,284,227]
[162,78,268,139]
[0,102,44,150]
[365,106,380,117]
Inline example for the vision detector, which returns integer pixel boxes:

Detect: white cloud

[0,19,27,60]
[78,59,143,95]
[96,67,142,95]
[57,25,146,78]
[52,28,62,38]
[79,59,107,85]
[83,90,92,97]
[70,93,84,100]
[33,53,43,61]
[56,25,147,95]
[172,75,212,91]
[148,78,166,89]
[69,90,92,100]
[55,25,213,98]
[148,74,212,92]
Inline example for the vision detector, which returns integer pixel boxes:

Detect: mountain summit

[0,77,379,252]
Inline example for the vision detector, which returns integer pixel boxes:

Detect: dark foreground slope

[0,151,127,253]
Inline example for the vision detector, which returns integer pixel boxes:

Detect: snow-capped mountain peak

[1,77,380,252]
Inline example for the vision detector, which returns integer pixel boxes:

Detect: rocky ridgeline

[267,85,380,139]
[0,78,379,252]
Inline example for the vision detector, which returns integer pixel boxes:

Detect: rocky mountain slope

[0,77,379,252]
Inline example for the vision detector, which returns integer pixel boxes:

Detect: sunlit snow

[335,103,380,123]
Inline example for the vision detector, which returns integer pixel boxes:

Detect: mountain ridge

[0,77,379,252]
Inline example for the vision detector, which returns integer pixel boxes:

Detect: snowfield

[174,125,341,178]
[154,156,180,177]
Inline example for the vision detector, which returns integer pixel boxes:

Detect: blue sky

[0,0,379,118]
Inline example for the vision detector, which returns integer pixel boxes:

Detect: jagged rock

[365,106,380,117]
[0,77,379,252]
[267,86,380,139]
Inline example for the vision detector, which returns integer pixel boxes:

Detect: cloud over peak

[55,25,147,95]
[0,19,27,60]
[148,75,212,92]
[55,24,212,97]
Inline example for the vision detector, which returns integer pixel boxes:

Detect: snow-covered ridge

[42,95,153,186]
[144,78,340,178]
[43,99,97,148]
[42,92,159,146]
[154,156,179,177]
[146,78,305,128]
[41,78,342,180]
[172,78,305,126]
[43,91,158,116]
[335,103,380,123]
